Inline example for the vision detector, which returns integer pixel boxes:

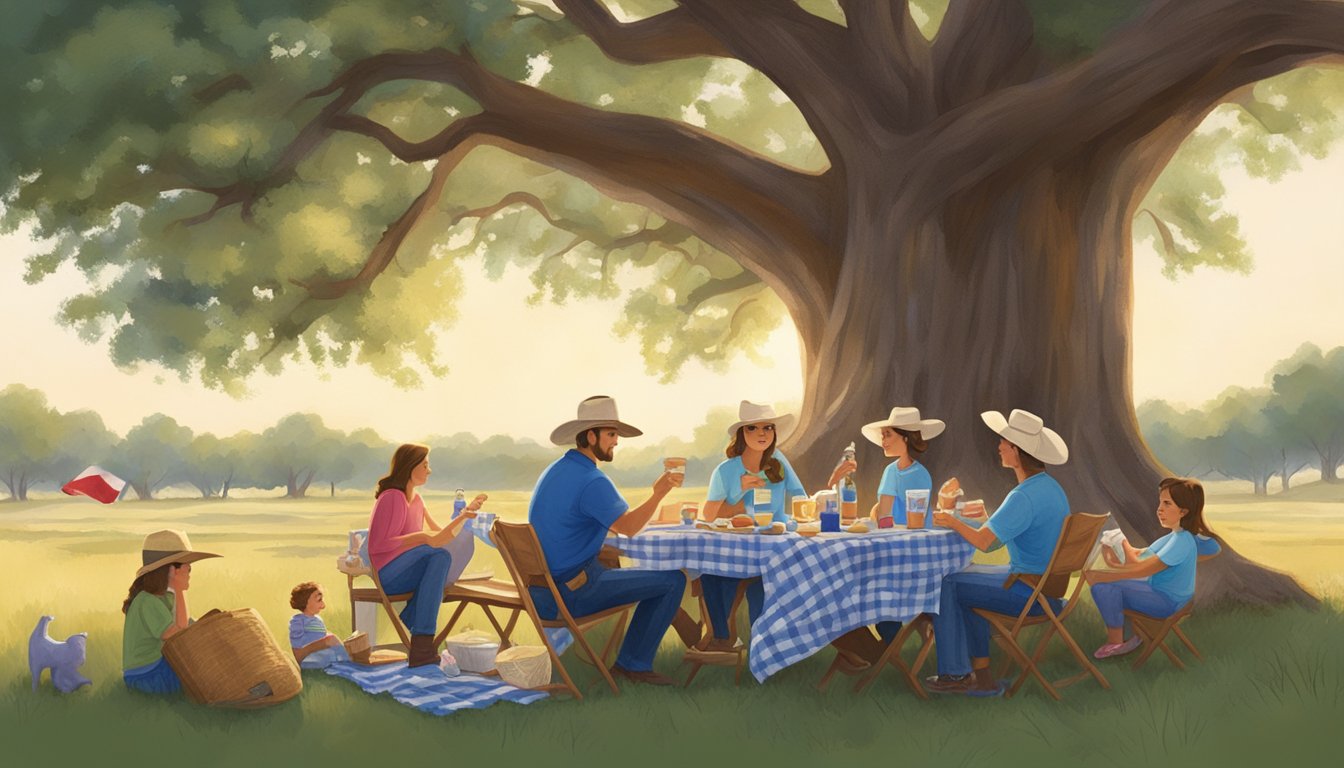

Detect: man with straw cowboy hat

[121,530,220,694]
[925,408,1072,696]
[527,395,687,686]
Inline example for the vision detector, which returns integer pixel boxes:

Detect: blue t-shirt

[289,613,327,649]
[985,473,1070,574]
[706,452,806,523]
[876,460,933,527]
[1145,529,1198,607]
[528,450,628,582]
[1195,534,1221,558]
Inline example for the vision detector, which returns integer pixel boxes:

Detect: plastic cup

[679,502,698,525]
[663,457,686,475]
[905,490,930,529]
[792,498,816,522]
[753,512,774,527]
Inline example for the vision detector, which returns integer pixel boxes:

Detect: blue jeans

[1091,579,1181,629]
[701,575,764,640]
[299,645,351,670]
[124,656,181,694]
[378,545,452,636]
[932,566,1061,676]
[530,560,686,672]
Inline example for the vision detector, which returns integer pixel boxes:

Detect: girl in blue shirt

[697,401,852,653]
[1084,477,1217,659]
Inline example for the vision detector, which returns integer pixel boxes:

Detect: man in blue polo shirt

[528,395,686,686]
[928,409,1073,696]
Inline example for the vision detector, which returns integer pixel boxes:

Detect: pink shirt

[367,489,427,571]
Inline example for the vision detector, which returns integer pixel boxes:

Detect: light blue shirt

[706,452,806,523]
[528,450,628,582]
[985,473,1070,574]
[876,460,933,527]
[289,613,327,649]
[1146,529,1198,607]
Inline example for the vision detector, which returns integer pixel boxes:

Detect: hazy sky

[2,146,1341,446]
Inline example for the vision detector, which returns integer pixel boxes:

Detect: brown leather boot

[407,634,439,667]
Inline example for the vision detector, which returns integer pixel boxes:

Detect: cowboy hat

[981,409,1069,465]
[861,406,946,446]
[136,529,220,578]
[549,395,644,446]
[725,401,797,443]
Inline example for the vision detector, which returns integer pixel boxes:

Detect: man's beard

[593,443,615,462]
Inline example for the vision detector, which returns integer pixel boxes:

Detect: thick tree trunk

[782,141,1316,608]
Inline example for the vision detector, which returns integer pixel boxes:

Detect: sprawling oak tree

[4,0,1342,603]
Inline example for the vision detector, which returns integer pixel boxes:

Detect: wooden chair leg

[816,657,842,692]
[1173,625,1203,661]
[571,621,621,696]
[734,652,744,687]
[1046,614,1110,691]
[1129,621,1162,669]
[684,662,703,688]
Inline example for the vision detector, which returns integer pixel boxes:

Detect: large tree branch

[931,0,1039,113]
[838,0,935,129]
[907,0,1344,206]
[553,0,731,62]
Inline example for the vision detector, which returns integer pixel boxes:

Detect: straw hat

[136,529,220,578]
[725,401,797,442]
[861,406,946,446]
[549,395,644,446]
[981,409,1069,465]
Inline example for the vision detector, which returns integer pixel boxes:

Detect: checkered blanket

[614,527,974,681]
[323,661,547,715]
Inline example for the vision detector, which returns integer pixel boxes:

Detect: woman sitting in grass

[121,530,219,694]
[1084,477,1215,659]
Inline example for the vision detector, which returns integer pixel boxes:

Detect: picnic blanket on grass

[323,661,548,715]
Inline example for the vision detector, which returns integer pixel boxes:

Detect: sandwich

[730,514,755,529]
[938,477,963,510]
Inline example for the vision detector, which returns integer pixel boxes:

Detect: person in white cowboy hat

[924,408,1072,696]
[527,395,687,686]
[696,401,857,653]
[120,529,219,694]
[828,405,947,668]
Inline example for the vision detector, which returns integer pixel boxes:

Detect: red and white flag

[61,466,126,504]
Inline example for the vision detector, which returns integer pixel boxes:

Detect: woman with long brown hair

[696,401,854,652]
[121,529,219,694]
[367,443,485,667]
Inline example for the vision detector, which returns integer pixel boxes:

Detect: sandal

[1093,636,1142,659]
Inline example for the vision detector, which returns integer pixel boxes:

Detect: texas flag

[61,466,127,504]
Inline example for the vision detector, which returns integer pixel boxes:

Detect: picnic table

[611,526,975,682]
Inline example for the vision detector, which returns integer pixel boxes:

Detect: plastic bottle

[754,473,773,520]
[453,488,466,518]
[837,442,858,521]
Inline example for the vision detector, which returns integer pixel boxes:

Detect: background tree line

[1138,344,1344,495]
[0,390,744,501]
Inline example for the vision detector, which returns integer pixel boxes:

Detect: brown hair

[727,426,784,483]
[290,581,320,611]
[121,563,174,614]
[893,427,929,456]
[1159,477,1214,536]
[376,443,429,498]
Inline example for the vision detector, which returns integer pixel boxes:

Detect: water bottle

[837,442,858,521]
[453,488,466,519]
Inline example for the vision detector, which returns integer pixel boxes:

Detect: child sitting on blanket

[289,582,350,670]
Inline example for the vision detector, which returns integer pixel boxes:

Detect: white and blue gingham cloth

[323,661,547,715]
[613,527,974,681]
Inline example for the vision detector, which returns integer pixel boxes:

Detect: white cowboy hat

[861,406,946,446]
[981,409,1069,465]
[136,529,220,578]
[549,395,644,446]
[725,401,797,443]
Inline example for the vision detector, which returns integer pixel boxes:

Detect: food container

[343,631,371,663]
[495,645,551,689]
[443,630,501,673]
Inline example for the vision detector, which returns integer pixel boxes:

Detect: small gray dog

[29,615,91,693]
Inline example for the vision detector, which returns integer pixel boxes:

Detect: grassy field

[2,486,1342,766]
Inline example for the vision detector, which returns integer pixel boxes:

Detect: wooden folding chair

[352,565,523,652]
[493,521,634,700]
[1123,605,1202,670]
[973,512,1113,700]
[817,614,936,698]
[681,577,749,687]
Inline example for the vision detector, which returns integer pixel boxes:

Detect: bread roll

[730,514,755,528]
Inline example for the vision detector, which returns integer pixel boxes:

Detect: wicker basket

[495,646,551,689]
[162,608,302,708]
[443,630,500,673]
[343,631,371,663]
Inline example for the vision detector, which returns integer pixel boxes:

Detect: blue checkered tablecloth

[612,526,974,681]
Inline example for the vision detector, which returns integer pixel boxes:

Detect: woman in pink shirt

[368,443,485,666]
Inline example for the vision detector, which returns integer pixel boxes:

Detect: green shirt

[123,591,175,670]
